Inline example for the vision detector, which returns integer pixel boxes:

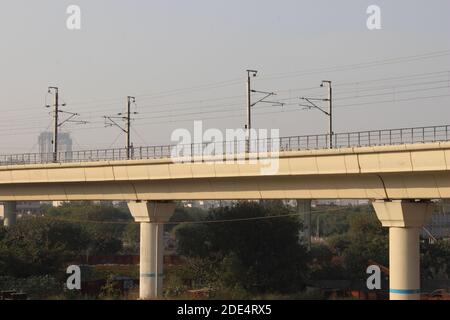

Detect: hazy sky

[1,0,449,153]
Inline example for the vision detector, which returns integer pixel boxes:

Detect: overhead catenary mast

[245,69,284,152]
[299,80,333,148]
[104,96,137,159]
[46,87,86,162]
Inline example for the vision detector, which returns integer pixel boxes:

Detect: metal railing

[1,124,449,166]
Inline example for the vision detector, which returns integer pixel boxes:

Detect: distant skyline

[1,0,449,153]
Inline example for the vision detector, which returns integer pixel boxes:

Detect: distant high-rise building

[38,132,73,161]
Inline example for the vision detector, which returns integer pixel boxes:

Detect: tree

[0,217,89,277]
[307,244,347,281]
[421,240,450,280]
[329,212,388,280]
[167,206,208,232]
[173,223,212,257]
[311,204,374,237]
[174,201,308,294]
[85,231,123,256]
[99,275,122,300]
[121,223,140,254]
[42,202,132,256]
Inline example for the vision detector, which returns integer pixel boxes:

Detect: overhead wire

[2,50,450,150]
[1,76,448,128]
[40,206,350,226]
[256,50,450,81]
[2,50,450,114]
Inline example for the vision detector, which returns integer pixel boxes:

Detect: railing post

[223,141,227,160]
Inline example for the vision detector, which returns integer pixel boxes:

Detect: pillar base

[1,202,17,227]
[389,227,421,300]
[128,201,176,223]
[128,201,176,300]
[372,200,433,300]
[297,199,312,249]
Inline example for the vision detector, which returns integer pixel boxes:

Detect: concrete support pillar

[389,227,421,300]
[297,200,312,250]
[52,201,65,207]
[2,202,17,227]
[127,201,176,300]
[372,200,433,300]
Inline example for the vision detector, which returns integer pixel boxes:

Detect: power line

[1,50,450,151]
[0,79,244,115]
[2,50,449,115]
[0,85,442,128]
[129,93,450,128]
[1,92,449,154]
[334,93,450,109]
[333,70,450,88]
[2,71,450,128]
[333,80,449,97]
[40,206,349,226]
[336,85,450,101]
[132,127,149,146]
[2,72,447,126]
[256,50,450,81]
[107,132,124,149]
[2,92,450,142]
[1,85,450,140]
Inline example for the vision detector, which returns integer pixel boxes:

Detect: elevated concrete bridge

[1,124,449,300]
[0,141,449,201]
